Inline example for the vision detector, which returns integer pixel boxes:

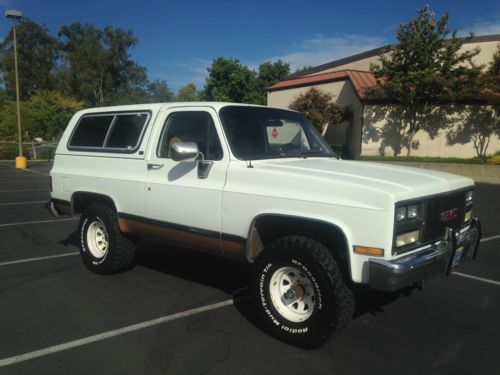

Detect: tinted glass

[69,115,114,148]
[106,113,148,149]
[219,106,336,160]
[157,112,223,160]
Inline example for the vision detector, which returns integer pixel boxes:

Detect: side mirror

[170,142,199,161]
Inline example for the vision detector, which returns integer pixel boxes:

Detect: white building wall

[362,104,500,158]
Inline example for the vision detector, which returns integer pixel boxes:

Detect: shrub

[39,147,56,160]
[0,144,19,159]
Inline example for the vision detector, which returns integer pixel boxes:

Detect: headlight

[394,202,423,252]
[396,204,419,221]
[407,205,418,219]
[465,190,473,203]
[396,230,420,247]
[396,206,407,221]
[464,210,472,222]
[464,190,473,222]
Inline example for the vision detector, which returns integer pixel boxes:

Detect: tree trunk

[406,128,415,157]
[406,107,418,157]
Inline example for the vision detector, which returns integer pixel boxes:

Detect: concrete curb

[379,162,500,185]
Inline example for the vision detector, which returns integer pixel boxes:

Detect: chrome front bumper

[369,218,481,292]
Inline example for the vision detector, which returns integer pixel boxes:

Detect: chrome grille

[422,191,466,242]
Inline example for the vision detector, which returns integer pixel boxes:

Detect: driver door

[142,107,228,255]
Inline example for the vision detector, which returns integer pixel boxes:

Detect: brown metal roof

[268,69,378,99]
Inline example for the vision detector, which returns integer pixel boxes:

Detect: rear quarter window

[68,112,150,152]
[69,115,114,148]
[106,114,149,149]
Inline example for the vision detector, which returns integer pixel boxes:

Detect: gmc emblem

[440,208,458,223]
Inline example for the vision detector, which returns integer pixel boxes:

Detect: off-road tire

[253,236,354,348]
[79,204,136,274]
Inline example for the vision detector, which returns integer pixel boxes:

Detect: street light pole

[13,24,22,158]
[5,9,25,169]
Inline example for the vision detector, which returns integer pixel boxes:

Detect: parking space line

[0,299,234,368]
[0,201,46,206]
[0,189,48,193]
[0,252,79,267]
[453,272,500,286]
[0,180,48,184]
[0,218,77,228]
[23,168,50,176]
[480,234,500,243]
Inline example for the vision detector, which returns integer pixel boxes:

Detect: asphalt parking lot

[0,161,499,375]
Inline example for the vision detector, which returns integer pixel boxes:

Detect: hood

[225,158,474,211]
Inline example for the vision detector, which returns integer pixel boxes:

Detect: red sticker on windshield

[272,128,278,139]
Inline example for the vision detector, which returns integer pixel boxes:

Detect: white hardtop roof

[77,102,271,116]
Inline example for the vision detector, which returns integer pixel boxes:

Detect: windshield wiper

[299,151,338,159]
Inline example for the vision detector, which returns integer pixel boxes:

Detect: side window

[68,112,149,151]
[157,112,223,161]
[106,114,149,149]
[69,115,114,148]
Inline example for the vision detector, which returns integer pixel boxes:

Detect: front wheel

[79,204,136,274]
[253,236,354,348]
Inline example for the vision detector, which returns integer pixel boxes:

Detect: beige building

[267,35,500,159]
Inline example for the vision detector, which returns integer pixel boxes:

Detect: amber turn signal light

[353,246,384,256]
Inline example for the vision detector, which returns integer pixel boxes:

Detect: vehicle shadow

[133,239,419,329]
[134,240,251,295]
[63,232,419,338]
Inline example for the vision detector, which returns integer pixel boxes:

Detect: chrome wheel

[269,266,316,322]
[86,220,109,259]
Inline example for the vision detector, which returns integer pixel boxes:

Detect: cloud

[158,57,211,90]
[159,34,389,92]
[264,34,389,72]
[460,18,500,36]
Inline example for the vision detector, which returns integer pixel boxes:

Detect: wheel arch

[71,191,118,216]
[245,213,352,281]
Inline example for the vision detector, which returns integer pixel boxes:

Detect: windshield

[219,106,337,160]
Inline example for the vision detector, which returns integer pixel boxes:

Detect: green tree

[147,79,174,102]
[289,88,349,134]
[483,45,500,103]
[0,90,83,141]
[368,6,482,156]
[256,60,290,104]
[177,83,200,101]
[204,57,259,103]
[58,23,147,106]
[294,65,314,74]
[0,18,59,100]
[0,87,8,106]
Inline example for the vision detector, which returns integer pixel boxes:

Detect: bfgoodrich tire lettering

[79,204,136,274]
[253,236,354,348]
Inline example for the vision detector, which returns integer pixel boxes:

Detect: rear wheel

[79,204,135,274]
[253,236,354,348]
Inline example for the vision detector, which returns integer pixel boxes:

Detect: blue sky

[1,0,499,92]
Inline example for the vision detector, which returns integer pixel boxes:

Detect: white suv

[49,102,481,348]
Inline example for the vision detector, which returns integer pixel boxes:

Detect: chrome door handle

[147,163,164,170]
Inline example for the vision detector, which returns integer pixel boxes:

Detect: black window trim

[67,110,152,154]
[156,110,224,161]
